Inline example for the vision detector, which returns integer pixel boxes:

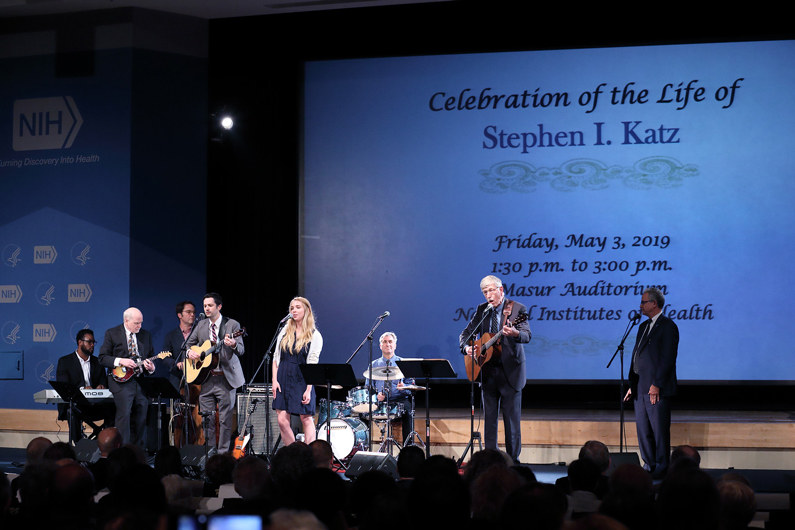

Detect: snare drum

[316,417,369,460]
[348,386,377,414]
[370,402,404,421]
[317,399,351,426]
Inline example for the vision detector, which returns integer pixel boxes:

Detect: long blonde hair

[280,297,316,354]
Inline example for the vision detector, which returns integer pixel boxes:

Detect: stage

[3,405,795,473]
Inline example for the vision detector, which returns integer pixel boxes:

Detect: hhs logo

[13,96,83,151]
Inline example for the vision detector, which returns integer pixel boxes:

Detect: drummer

[364,332,415,441]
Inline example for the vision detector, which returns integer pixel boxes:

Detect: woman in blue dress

[272,297,323,444]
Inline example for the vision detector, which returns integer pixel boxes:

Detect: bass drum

[317,418,369,461]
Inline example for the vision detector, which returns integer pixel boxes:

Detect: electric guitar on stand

[232,397,260,459]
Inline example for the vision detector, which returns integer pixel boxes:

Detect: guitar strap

[217,317,229,344]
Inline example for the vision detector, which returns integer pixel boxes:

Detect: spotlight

[220,116,233,130]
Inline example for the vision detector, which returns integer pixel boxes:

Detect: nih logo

[13,96,83,151]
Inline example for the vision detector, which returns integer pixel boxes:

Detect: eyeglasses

[182,310,196,314]
[640,300,653,305]
[80,339,97,344]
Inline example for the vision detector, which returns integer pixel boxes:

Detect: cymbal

[400,384,426,391]
[317,384,343,390]
[363,365,404,381]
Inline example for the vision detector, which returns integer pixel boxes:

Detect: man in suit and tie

[460,275,531,463]
[624,287,679,479]
[56,329,115,443]
[186,293,245,454]
[98,307,156,448]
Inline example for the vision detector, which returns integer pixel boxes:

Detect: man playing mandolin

[98,307,156,448]
[459,275,531,464]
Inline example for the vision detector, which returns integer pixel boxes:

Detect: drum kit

[316,365,426,461]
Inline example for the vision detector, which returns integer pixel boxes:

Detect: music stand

[138,377,182,454]
[50,381,95,445]
[300,363,358,467]
[395,359,456,458]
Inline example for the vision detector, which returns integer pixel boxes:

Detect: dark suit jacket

[55,351,108,420]
[158,327,189,387]
[629,313,679,399]
[459,299,531,391]
[98,324,155,394]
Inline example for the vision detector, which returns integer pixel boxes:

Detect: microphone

[280,313,292,324]
[378,311,390,319]
[196,313,206,321]
[483,304,493,312]
[629,312,641,323]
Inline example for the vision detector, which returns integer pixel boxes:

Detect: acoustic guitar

[185,328,246,385]
[111,351,172,383]
[464,309,528,382]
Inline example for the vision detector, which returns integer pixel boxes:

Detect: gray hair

[644,287,665,309]
[480,275,503,290]
[379,332,397,343]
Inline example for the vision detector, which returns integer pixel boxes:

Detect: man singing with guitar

[459,275,531,464]
[186,293,245,455]
[98,307,156,448]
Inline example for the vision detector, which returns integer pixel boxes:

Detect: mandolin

[111,351,172,383]
[464,307,528,382]
[185,328,246,385]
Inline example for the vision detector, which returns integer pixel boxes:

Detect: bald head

[26,436,53,465]
[97,427,123,457]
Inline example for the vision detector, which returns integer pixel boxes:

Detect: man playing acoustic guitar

[186,293,245,454]
[459,275,531,464]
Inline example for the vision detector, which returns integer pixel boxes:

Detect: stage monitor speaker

[180,444,207,479]
[75,438,100,463]
[345,451,399,480]
[237,389,282,456]
[607,452,641,475]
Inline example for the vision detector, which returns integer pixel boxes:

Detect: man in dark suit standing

[98,307,156,448]
[460,275,531,463]
[624,287,679,478]
[186,293,245,454]
[56,329,114,443]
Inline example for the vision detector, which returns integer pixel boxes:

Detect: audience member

[566,457,603,520]
[599,463,655,530]
[309,439,334,469]
[471,464,524,527]
[88,427,123,491]
[716,479,756,530]
[203,452,237,497]
[500,482,568,530]
[269,442,314,508]
[396,444,425,482]
[556,440,610,499]
[657,468,720,530]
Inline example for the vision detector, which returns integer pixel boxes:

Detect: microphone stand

[177,313,205,447]
[606,314,640,453]
[458,305,493,467]
[346,312,389,455]
[247,315,289,461]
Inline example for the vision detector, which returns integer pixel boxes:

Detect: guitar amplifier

[236,386,283,456]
